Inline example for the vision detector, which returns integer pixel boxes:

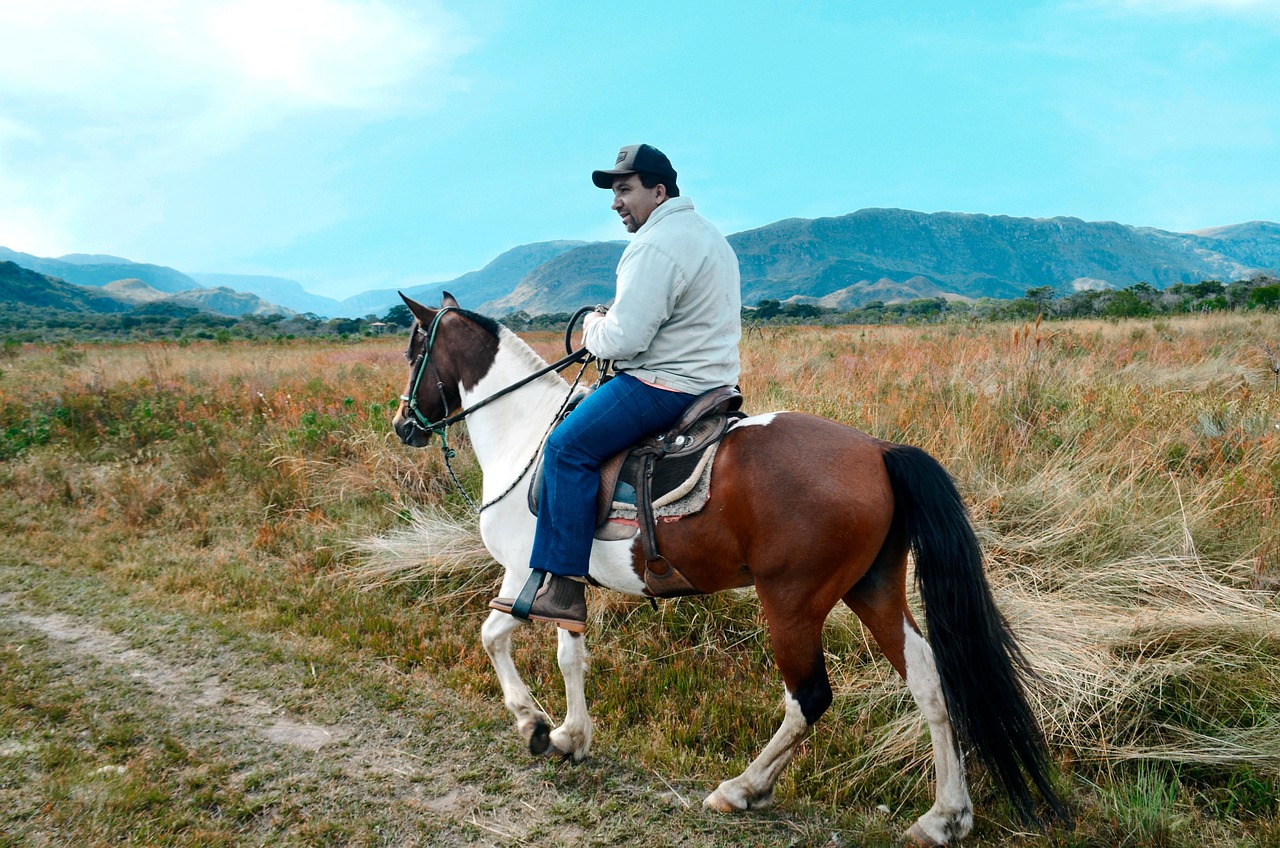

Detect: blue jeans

[532,373,695,577]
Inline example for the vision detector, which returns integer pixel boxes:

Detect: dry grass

[3,315,1279,845]
[352,313,1280,838]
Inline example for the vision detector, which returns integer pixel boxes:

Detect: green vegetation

[7,273,1278,347]
[1,316,1278,846]
[745,275,1280,327]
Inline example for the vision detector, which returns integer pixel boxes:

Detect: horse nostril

[396,419,432,447]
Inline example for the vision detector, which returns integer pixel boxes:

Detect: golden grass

[3,314,1279,843]
[356,313,1280,781]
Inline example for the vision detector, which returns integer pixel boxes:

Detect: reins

[401,306,598,513]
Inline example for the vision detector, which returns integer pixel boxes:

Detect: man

[490,143,742,631]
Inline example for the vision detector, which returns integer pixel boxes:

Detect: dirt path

[0,590,584,846]
[0,589,823,847]
[5,599,351,752]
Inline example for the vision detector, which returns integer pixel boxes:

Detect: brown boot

[490,572,587,633]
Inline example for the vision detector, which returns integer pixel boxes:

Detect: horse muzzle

[393,415,435,448]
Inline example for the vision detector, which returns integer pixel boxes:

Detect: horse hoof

[903,822,944,847]
[528,718,551,756]
[703,790,740,813]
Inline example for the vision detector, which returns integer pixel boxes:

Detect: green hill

[0,261,133,312]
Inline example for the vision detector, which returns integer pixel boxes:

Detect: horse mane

[486,316,557,375]
[458,308,502,339]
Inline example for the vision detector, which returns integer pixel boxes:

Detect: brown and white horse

[391,294,1067,845]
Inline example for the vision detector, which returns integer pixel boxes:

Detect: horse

[390,293,1067,845]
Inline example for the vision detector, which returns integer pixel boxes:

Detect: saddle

[528,385,744,597]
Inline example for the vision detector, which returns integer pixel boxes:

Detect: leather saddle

[528,384,744,597]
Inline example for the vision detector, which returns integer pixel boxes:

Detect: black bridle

[399,306,596,511]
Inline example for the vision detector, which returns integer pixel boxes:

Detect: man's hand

[583,309,606,332]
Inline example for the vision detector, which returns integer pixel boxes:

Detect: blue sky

[1,0,1277,299]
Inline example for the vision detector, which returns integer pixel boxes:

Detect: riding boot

[490,571,587,633]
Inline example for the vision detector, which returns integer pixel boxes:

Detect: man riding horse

[490,143,743,631]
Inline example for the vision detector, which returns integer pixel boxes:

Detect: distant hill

[0,261,133,312]
[57,253,136,266]
[0,247,201,294]
[729,209,1260,303]
[167,286,292,317]
[1,262,290,319]
[480,242,625,315]
[342,240,590,317]
[480,208,1278,315]
[5,208,1279,321]
[1189,221,1280,270]
[192,273,342,316]
[103,278,170,304]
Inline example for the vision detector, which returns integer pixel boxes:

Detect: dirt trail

[5,599,350,752]
[0,589,821,846]
[0,591,557,845]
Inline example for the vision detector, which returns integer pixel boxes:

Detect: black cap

[591,143,677,189]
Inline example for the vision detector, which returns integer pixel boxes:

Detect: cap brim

[591,168,634,189]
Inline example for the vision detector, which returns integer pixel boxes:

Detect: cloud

[0,0,468,121]
[0,0,471,257]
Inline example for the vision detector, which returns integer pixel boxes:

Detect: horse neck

[458,328,572,491]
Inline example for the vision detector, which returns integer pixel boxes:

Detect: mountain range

[3,209,1278,320]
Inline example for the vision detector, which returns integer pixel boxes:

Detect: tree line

[745,275,1280,326]
[2,276,1278,344]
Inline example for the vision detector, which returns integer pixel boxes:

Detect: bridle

[399,306,596,511]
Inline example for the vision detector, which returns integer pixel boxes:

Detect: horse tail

[881,443,1068,826]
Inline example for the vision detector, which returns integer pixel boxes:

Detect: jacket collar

[636,196,694,236]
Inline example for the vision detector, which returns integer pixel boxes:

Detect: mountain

[1188,221,1280,271]
[192,272,343,316]
[102,278,170,304]
[480,242,625,315]
[167,286,293,317]
[0,261,134,312]
[728,209,1260,304]
[5,208,1279,321]
[481,209,1279,315]
[1,262,290,319]
[57,253,136,266]
[340,240,590,318]
[0,247,201,294]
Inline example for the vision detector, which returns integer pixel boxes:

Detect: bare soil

[0,586,843,847]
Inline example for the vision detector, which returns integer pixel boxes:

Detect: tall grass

[2,314,1278,844]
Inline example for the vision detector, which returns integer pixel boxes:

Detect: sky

[1,0,1278,300]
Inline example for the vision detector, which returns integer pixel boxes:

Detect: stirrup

[510,569,545,621]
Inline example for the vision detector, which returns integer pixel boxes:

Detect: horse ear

[442,291,460,309]
[399,291,435,323]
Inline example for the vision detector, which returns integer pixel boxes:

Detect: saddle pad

[607,439,721,521]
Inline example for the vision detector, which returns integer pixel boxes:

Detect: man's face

[610,174,666,233]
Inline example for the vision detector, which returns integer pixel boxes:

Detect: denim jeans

[531,373,695,577]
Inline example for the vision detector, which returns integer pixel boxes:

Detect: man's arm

[582,243,684,360]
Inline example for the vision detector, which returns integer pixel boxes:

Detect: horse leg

[844,573,973,846]
[705,608,832,812]
[480,608,556,755]
[548,628,593,761]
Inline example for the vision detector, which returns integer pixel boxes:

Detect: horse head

[392,292,503,448]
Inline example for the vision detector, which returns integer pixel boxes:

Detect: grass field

[1,312,1278,847]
